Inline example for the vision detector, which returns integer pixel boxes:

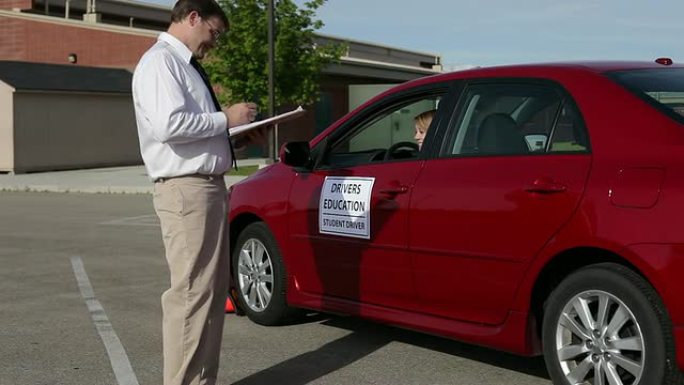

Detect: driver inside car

[414,109,436,150]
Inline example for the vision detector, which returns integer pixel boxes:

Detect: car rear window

[607,68,684,124]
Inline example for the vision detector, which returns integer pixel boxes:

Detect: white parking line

[70,256,140,385]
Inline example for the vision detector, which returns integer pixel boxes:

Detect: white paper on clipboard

[228,106,306,137]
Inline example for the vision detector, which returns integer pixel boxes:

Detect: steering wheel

[383,141,419,161]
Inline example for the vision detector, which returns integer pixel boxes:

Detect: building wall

[12,91,141,172]
[0,16,27,61]
[0,14,156,68]
[0,83,14,172]
[0,1,31,10]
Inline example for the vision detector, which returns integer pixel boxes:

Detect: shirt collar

[158,32,193,63]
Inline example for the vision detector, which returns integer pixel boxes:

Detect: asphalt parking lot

[0,191,551,385]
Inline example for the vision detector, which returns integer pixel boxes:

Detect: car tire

[232,222,296,325]
[542,263,679,385]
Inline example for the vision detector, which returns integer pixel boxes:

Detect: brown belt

[154,173,223,183]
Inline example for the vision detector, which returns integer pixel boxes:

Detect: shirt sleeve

[133,51,227,144]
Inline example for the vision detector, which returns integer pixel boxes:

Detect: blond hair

[415,109,436,132]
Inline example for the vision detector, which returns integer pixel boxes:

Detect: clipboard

[228,106,306,137]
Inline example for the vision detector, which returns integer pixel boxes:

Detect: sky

[138,0,684,70]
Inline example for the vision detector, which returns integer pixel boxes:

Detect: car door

[408,81,592,324]
[286,84,454,311]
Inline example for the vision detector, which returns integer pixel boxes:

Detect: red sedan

[228,60,684,385]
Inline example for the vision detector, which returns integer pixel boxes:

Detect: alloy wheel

[554,290,644,385]
[237,238,274,313]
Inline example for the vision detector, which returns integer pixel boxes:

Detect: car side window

[445,83,589,156]
[321,92,445,168]
[548,101,589,152]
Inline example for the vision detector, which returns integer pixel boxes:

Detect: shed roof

[0,61,131,93]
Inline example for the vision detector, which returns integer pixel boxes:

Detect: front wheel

[542,263,677,385]
[232,222,296,325]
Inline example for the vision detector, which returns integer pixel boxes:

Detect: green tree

[206,0,345,111]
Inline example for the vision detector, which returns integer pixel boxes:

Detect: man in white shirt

[132,1,262,384]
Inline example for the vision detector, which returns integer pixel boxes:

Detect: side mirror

[279,141,311,168]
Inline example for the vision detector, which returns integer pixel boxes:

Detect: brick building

[0,0,441,171]
[1,3,159,69]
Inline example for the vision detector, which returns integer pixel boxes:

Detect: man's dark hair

[170,0,229,28]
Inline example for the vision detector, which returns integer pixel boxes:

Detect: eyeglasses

[202,18,225,42]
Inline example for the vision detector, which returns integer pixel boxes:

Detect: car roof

[404,60,684,88]
[354,60,682,104]
[466,60,680,72]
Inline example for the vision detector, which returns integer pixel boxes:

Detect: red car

[228,60,684,385]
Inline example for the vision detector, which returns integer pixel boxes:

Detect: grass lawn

[229,165,260,176]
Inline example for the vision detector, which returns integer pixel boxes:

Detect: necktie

[190,57,238,171]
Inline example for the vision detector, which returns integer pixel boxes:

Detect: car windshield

[606,67,684,123]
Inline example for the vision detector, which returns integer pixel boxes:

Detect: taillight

[655,57,673,66]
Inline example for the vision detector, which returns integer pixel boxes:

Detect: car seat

[476,113,528,155]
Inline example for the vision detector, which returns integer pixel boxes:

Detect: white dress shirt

[132,32,230,181]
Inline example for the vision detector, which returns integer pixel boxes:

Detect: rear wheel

[542,263,677,385]
[232,222,295,325]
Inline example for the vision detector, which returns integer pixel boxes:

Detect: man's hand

[223,102,257,128]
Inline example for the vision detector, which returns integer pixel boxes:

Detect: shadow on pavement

[232,313,549,385]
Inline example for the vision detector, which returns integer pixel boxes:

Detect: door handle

[525,179,567,194]
[379,185,409,196]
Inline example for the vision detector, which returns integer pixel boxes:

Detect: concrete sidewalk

[0,165,249,194]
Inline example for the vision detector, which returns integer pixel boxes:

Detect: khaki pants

[153,176,229,385]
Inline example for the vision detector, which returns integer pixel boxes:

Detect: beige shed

[0,61,141,174]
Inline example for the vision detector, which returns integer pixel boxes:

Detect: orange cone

[225,296,235,313]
